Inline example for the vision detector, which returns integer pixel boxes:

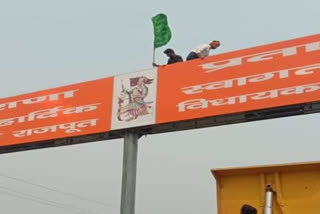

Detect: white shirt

[192,44,211,57]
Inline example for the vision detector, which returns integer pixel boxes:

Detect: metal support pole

[120,131,139,214]
[264,185,274,214]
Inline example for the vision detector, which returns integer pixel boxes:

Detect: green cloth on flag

[152,13,172,48]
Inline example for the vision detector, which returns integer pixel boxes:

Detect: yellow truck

[211,162,320,214]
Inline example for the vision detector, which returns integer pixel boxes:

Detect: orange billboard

[156,34,320,124]
[0,77,113,147]
[1,34,320,150]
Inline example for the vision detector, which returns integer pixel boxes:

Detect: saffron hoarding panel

[0,78,113,147]
[1,33,320,149]
[156,34,320,124]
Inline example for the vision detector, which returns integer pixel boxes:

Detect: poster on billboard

[111,69,157,130]
[0,77,113,147]
[156,34,320,124]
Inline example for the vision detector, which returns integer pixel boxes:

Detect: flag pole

[152,46,156,67]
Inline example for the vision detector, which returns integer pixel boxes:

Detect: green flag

[152,13,172,48]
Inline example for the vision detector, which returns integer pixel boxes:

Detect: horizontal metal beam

[1,101,320,154]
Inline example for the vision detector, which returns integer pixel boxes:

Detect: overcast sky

[0,1,319,214]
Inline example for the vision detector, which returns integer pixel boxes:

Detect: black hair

[164,48,174,54]
[240,204,257,214]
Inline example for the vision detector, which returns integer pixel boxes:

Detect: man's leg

[186,52,199,61]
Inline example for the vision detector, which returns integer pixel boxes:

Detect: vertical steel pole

[264,185,274,214]
[120,131,139,214]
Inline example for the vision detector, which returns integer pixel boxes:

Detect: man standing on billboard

[152,48,183,67]
[186,40,221,61]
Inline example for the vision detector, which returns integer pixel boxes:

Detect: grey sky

[0,0,319,213]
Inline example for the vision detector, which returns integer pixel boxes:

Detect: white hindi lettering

[200,58,242,73]
[0,118,16,127]
[246,47,297,63]
[0,102,18,111]
[181,80,233,95]
[22,96,46,105]
[200,41,320,73]
[202,80,233,90]
[61,103,100,114]
[237,72,275,85]
[249,90,279,100]
[76,119,98,128]
[12,129,33,138]
[58,122,82,133]
[0,89,79,111]
[306,42,320,52]
[0,107,62,127]
[12,118,99,138]
[27,107,62,121]
[0,103,100,127]
[177,99,208,112]
[180,85,203,95]
[208,95,248,107]
[177,82,320,112]
[181,63,320,95]
[294,64,320,75]
[236,69,290,86]
[32,125,58,134]
[279,83,320,95]
[57,119,98,133]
